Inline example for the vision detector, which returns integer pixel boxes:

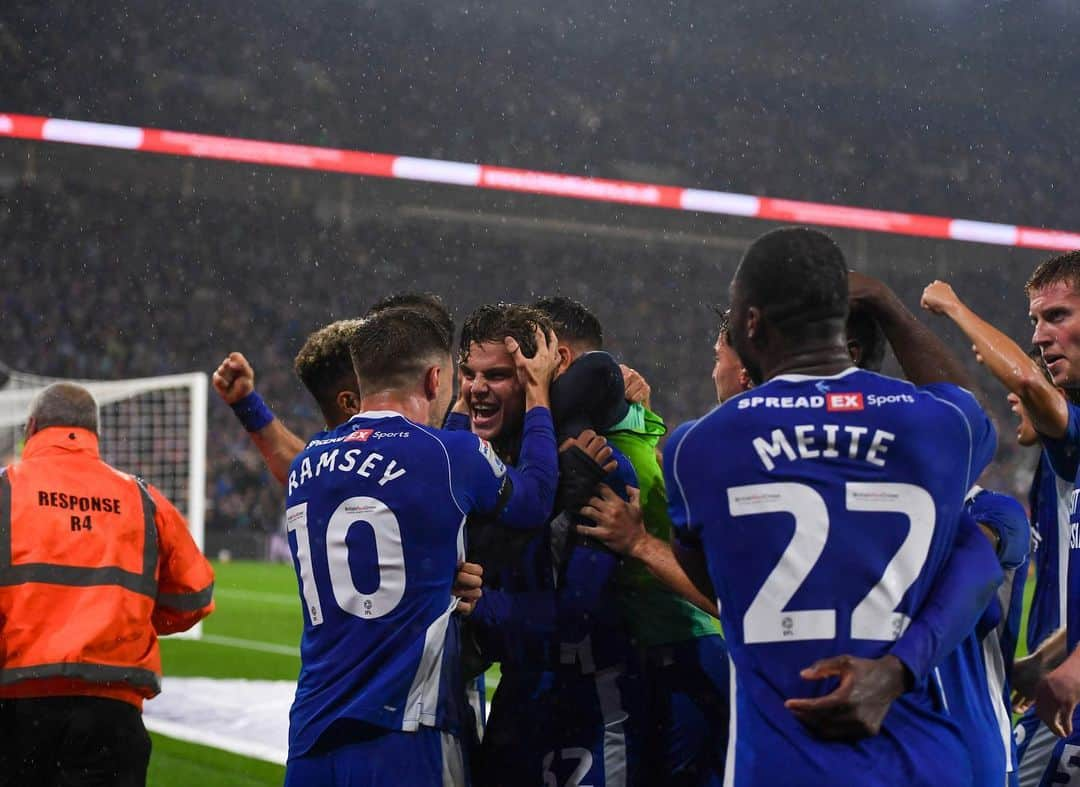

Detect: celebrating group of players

[211,226,1080,786]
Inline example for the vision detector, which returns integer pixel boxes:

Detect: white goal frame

[0,367,209,637]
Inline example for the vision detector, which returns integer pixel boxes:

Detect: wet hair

[349,307,451,393]
[733,227,849,333]
[847,304,887,372]
[458,303,554,364]
[1026,251,1080,296]
[367,292,455,346]
[29,383,98,433]
[533,296,603,350]
[294,319,363,420]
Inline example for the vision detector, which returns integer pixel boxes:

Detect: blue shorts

[645,634,730,787]
[478,664,646,786]
[285,723,466,787]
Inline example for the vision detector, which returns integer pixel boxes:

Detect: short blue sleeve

[438,409,558,529]
[965,489,1031,571]
[920,383,997,486]
[441,429,511,515]
[1041,401,1080,483]
[663,419,701,547]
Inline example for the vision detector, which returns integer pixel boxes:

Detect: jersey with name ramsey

[284,410,522,759]
[666,367,995,787]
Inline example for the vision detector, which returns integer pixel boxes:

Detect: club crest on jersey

[346,429,374,442]
[826,392,864,412]
[478,438,507,478]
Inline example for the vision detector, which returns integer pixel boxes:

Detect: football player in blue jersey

[922,265,1080,787]
[1011,384,1079,787]
[582,226,1005,787]
[449,302,651,786]
[535,295,732,787]
[282,306,560,786]
[846,273,1033,786]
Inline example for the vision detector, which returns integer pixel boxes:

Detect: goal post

[0,365,209,637]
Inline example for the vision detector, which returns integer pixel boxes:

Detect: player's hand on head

[1035,663,1080,737]
[560,429,616,476]
[920,280,960,315]
[506,324,561,390]
[576,484,646,556]
[212,352,255,404]
[784,653,909,741]
[620,364,651,407]
[452,561,483,616]
[846,270,887,307]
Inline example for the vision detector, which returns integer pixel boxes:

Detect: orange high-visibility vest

[0,426,214,709]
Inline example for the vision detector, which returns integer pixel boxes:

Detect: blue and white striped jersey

[284,409,555,759]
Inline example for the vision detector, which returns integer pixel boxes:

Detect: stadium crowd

[4,0,1077,230]
[0,180,1042,553]
[0,178,1045,550]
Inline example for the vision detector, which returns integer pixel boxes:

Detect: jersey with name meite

[284,410,518,760]
[666,367,996,787]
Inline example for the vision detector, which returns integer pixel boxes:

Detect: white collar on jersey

[771,366,861,383]
[347,410,410,421]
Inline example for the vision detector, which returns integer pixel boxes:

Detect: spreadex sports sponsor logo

[307,428,411,448]
[827,393,863,412]
[737,392,914,410]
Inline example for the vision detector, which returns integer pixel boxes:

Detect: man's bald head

[28,383,99,436]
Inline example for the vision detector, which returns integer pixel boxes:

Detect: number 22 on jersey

[729,482,935,645]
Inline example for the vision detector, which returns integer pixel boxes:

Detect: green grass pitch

[151,559,501,786]
[150,559,1036,785]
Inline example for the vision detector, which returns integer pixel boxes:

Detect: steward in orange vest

[0,382,214,787]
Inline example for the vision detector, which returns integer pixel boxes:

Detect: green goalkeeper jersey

[605,403,723,648]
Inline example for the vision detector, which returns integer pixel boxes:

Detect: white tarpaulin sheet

[143,677,295,765]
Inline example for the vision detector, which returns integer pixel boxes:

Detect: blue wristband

[230,391,275,432]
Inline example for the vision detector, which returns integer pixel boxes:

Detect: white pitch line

[214,588,298,606]
[198,633,300,657]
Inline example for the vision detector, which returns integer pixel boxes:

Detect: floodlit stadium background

[1,1,1076,782]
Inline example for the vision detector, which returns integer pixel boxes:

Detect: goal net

[0,364,208,637]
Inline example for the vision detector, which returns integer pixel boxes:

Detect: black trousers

[0,695,151,787]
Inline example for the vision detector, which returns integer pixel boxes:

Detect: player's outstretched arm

[577,484,719,618]
[849,270,977,390]
[212,351,307,484]
[921,280,1069,438]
